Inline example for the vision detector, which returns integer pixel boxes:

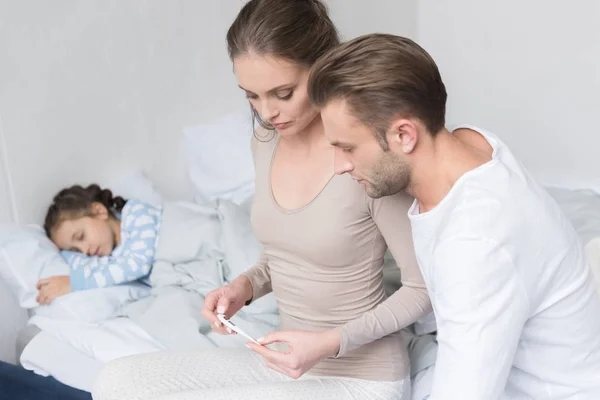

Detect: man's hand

[247,329,341,379]
[36,276,72,305]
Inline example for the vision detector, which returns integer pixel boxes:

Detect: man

[307,33,600,399]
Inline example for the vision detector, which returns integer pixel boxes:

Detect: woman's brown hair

[226,0,340,131]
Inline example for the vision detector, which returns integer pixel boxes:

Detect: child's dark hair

[44,184,127,238]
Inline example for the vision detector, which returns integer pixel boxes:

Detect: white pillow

[182,113,256,205]
[0,224,151,321]
[0,225,70,309]
[104,169,164,207]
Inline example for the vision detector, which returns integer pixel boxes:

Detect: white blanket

[22,282,161,391]
[123,200,279,350]
[20,319,162,392]
[402,329,437,400]
[20,330,102,392]
[22,199,279,391]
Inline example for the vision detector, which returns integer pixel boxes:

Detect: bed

[4,188,600,399]
[1,192,280,393]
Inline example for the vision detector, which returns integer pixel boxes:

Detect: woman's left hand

[247,329,341,379]
[36,276,72,305]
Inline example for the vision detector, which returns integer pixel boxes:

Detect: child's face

[51,203,118,256]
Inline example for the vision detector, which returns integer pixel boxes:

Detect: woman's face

[233,54,320,137]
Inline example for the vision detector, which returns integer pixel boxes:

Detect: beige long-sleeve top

[244,135,432,381]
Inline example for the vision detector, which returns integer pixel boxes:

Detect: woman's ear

[91,202,109,220]
[388,118,418,154]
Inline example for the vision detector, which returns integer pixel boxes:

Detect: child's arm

[36,236,156,304]
[63,246,154,291]
[36,236,157,304]
[66,201,161,291]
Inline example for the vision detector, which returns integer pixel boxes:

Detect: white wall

[0,115,27,365]
[0,282,27,365]
[0,0,416,226]
[329,0,417,40]
[418,0,600,190]
[0,0,249,225]
[0,116,15,224]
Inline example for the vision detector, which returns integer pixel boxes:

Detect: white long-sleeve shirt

[411,126,600,400]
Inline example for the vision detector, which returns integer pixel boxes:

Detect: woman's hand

[36,276,72,305]
[201,275,254,335]
[247,329,341,379]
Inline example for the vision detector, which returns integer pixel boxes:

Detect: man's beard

[364,151,411,199]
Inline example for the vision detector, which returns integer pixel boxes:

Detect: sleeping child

[36,184,162,305]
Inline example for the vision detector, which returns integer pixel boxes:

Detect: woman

[93,1,431,399]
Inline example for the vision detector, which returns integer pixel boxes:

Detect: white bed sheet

[412,367,435,400]
[28,316,166,364]
[21,316,165,392]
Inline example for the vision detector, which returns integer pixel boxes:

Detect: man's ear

[91,202,109,220]
[387,118,418,154]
